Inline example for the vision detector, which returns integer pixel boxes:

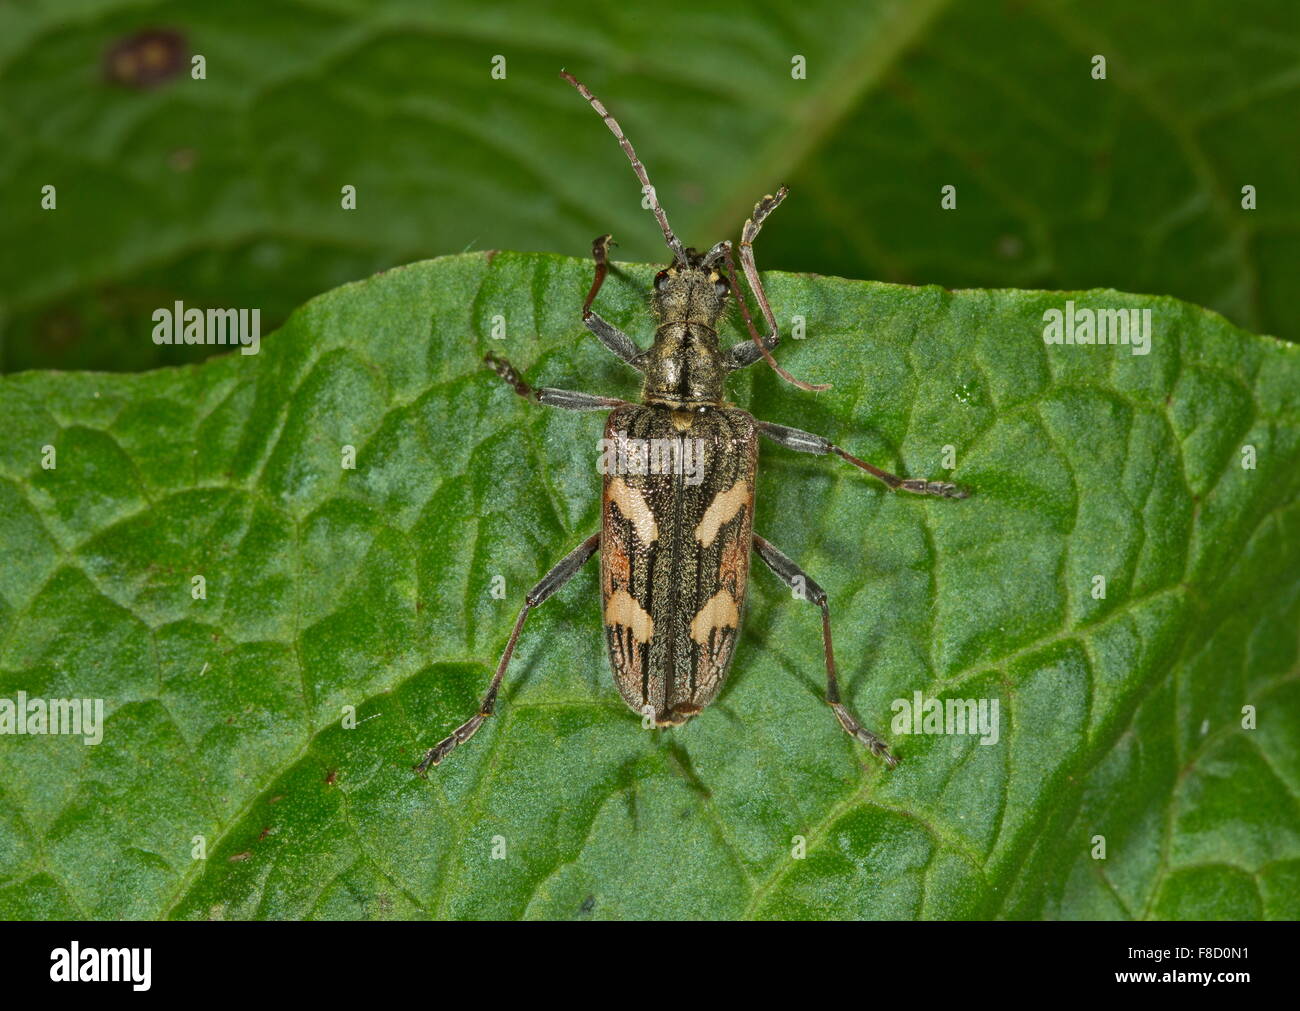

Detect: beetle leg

[582,233,644,370]
[415,532,601,773]
[582,233,615,315]
[484,353,634,411]
[751,533,898,769]
[719,241,780,369]
[584,313,643,370]
[720,190,829,392]
[757,420,969,499]
[738,188,787,343]
[724,329,778,369]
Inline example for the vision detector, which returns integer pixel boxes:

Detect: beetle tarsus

[830,442,970,499]
[484,351,535,399]
[414,713,489,774]
[900,477,970,499]
[583,233,617,318]
[831,702,899,769]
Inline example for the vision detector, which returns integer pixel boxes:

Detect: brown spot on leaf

[104,29,187,89]
[37,308,82,353]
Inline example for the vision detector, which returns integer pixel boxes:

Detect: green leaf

[1,252,1298,920]
[4,0,1297,372]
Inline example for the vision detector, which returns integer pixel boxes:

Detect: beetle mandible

[415,71,968,775]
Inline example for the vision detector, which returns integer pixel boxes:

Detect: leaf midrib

[699,0,952,241]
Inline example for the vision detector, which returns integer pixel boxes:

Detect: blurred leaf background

[2,0,1297,372]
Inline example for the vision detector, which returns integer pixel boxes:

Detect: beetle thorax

[641,260,728,408]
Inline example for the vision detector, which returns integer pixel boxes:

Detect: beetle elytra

[414,71,967,775]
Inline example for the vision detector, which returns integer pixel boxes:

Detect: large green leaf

[4,0,1297,372]
[1,252,1297,920]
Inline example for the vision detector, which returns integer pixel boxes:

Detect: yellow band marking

[690,589,739,645]
[606,590,654,643]
[609,477,659,544]
[694,479,749,548]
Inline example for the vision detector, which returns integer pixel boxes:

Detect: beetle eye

[654,270,670,290]
[714,277,730,296]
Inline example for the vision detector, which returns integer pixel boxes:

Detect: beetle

[414,71,967,775]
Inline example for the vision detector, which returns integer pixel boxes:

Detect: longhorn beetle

[414,71,968,775]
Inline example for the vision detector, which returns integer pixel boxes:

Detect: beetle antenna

[561,70,687,263]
